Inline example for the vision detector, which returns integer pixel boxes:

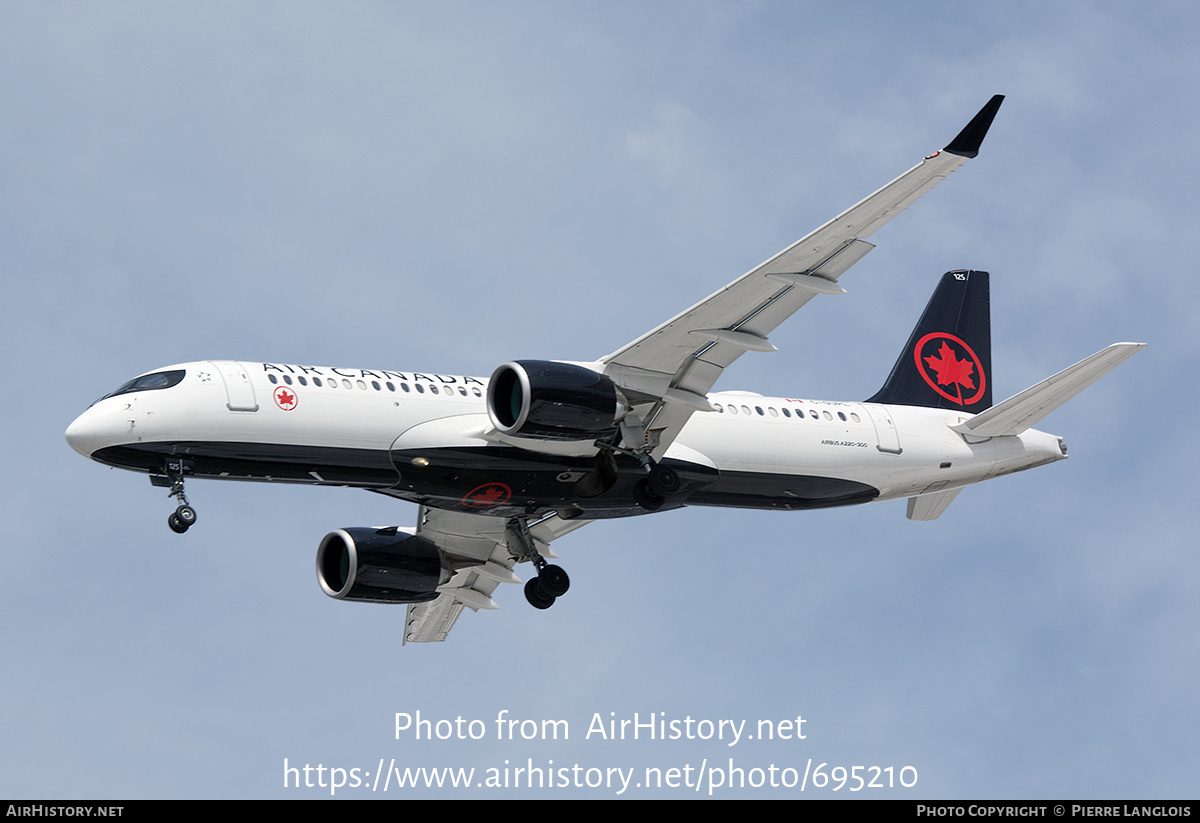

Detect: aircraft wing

[600,95,1004,459]
[403,506,590,643]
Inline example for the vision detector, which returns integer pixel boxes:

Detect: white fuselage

[66,360,1067,517]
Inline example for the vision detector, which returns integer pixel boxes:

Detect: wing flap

[404,599,465,644]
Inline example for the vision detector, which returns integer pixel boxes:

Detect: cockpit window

[98,369,186,402]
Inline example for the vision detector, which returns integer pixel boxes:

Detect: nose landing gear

[151,458,198,534]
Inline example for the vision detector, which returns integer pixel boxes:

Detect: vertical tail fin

[866,270,992,412]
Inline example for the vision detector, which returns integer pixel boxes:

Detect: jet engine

[316,527,449,604]
[486,360,628,441]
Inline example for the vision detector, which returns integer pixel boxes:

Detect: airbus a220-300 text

[66,96,1143,642]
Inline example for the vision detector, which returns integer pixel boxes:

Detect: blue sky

[2,1,1196,798]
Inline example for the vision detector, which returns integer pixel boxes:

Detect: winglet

[944,95,1005,158]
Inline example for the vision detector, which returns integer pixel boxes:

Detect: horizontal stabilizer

[907,487,963,521]
[952,343,1145,438]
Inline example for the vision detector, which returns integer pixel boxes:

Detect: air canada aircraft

[66,95,1143,642]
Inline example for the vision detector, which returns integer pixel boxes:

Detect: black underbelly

[93,441,879,515]
[92,442,400,487]
[686,470,879,510]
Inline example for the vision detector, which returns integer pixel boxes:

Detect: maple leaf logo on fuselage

[273,386,298,411]
[461,482,513,509]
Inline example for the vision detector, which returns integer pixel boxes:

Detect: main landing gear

[632,462,680,512]
[507,517,570,610]
[151,459,198,534]
[591,440,681,512]
[524,562,569,610]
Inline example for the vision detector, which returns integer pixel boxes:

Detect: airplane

[65,95,1144,642]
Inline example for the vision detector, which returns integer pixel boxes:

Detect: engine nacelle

[486,360,627,441]
[316,527,449,604]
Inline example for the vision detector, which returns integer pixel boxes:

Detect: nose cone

[66,402,130,459]
[65,408,101,457]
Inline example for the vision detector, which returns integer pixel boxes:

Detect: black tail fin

[866,270,992,412]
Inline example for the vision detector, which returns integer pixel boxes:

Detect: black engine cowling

[486,360,627,441]
[316,527,448,603]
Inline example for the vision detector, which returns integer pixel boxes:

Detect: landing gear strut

[153,459,198,534]
[507,517,570,609]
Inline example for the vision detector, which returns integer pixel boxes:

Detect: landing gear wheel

[648,464,681,496]
[176,505,197,527]
[168,513,189,534]
[539,564,570,597]
[524,577,556,610]
[633,478,665,511]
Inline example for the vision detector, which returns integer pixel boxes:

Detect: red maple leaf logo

[472,486,505,504]
[913,332,986,407]
[462,482,511,508]
[923,342,975,392]
[274,387,297,410]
